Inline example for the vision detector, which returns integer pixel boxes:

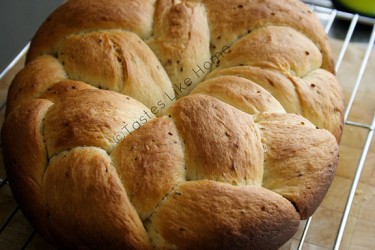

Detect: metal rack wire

[301,1,375,249]
[0,1,374,249]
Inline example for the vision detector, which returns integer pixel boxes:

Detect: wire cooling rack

[298,1,375,249]
[0,1,375,249]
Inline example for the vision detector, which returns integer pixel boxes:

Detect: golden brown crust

[201,0,334,72]
[38,80,95,104]
[291,69,345,141]
[206,66,304,114]
[2,99,53,241]
[255,113,339,219]
[205,66,345,141]
[43,147,152,249]
[111,116,186,220]
[148,0,210,96]
[168,95,264,186]
[148,180,300,250]
[58,30,175,109]
[2,0,345,249]
[217,26,322,77]
[57,32,124,92]
[6,55,66,115]
[27,0,156,61]
[191,75,286,114]
[43,89,154,157]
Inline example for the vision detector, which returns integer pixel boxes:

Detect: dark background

[0,0,62,73]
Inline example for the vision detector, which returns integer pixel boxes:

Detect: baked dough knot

[2,0,345,249]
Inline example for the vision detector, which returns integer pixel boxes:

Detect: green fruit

[337,0,375,16]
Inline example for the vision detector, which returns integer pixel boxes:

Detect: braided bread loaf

[2,0,345,249]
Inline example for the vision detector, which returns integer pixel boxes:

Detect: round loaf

[2,0,345,249]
